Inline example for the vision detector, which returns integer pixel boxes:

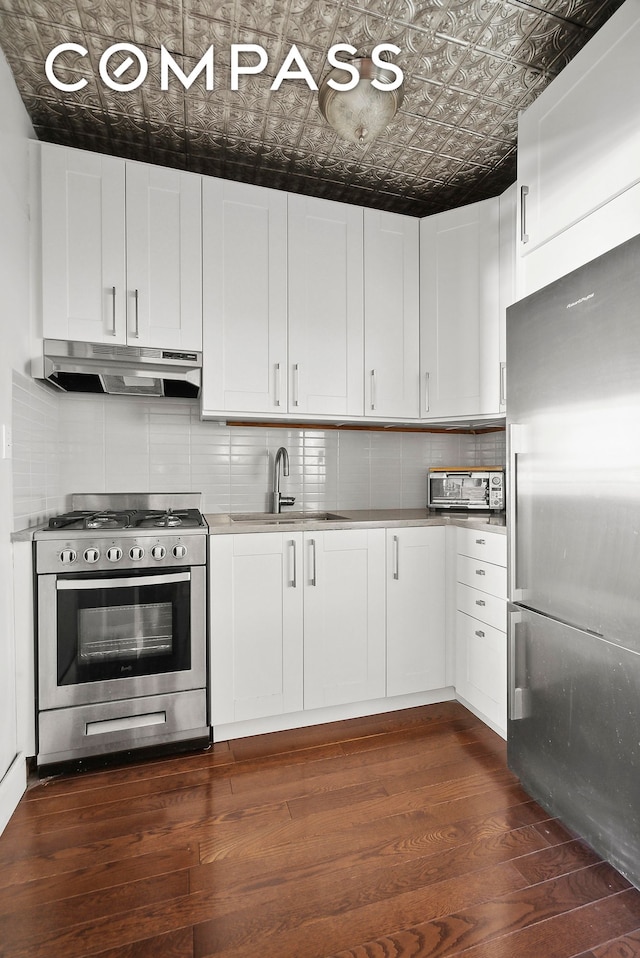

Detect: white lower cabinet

[386,527,446,696]
[209,533,303,725]
[303,529,386,710]
[455,528,507,735]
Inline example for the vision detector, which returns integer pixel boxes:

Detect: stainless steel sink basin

[230,511,348,524]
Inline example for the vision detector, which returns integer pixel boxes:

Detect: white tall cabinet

[386,527,446,696]
[363,210,420,420]
[287,195,364,417]
[40,143,202,350]
[201,179,288,416]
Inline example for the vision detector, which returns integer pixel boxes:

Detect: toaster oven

[428,467,505,512]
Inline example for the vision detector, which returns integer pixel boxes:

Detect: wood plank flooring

[1,701,639,958]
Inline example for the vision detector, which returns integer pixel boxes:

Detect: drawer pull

[475,630,485,638]
[475,538,486,545]
[475,569,486,576]
[476,599,486,606]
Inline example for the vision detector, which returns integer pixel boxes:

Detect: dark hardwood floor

[1,701,639,958]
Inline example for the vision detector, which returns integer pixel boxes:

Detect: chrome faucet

[272,446,295,514]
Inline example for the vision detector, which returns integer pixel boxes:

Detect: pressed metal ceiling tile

[0,0,626,216]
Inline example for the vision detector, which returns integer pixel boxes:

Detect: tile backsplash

[12,372,505,528]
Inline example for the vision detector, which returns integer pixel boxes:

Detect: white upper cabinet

[517,0,640,295]
[363,210,420,420]
[288,195,364,418]
[201,178,288,416]
[420,196,501,420]
[41,146,126,344]
[40,143,202,350]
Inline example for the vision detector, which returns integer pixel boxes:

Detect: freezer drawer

[508,604,640,888]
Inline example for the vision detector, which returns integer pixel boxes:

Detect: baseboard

[0,752,27,836]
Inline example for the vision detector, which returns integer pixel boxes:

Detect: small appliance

[427,467,505,512]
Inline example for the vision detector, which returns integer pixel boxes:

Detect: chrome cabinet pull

[475,630,485,638]
[133,289,140,338]
[275,363,281,407]
[370,369,377,411]
[393,535,399,580]
[499,362,507,407]
[289,539,297,588]
[475,538,486,545]
[309,538,316,586]
[476,599,486,607]
[475,568,486,576]
[424,371,430,413]
[520,185,529,244]
[293,363,300,407]
[110,286,117,335]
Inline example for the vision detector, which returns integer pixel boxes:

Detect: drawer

[456,611,506,727]
[456,554,507,599]
[457,528,506,566]
[457,582,506,632]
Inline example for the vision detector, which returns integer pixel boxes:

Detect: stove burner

[85,512,131,529]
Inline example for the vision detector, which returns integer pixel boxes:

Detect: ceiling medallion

[318,56,405,146]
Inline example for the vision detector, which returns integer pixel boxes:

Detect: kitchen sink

[230,511,348,524]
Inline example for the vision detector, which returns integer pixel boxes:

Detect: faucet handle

[280,496,296,508]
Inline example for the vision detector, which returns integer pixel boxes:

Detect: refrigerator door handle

[508,606,531,721]
[507,423,526,603]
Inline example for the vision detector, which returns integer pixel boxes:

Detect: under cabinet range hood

[37,340,202,398]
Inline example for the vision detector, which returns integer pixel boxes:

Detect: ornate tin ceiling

[0,0,625,216]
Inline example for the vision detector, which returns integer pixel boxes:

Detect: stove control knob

[83,548,100,564]
[173,544,187,560]
[130,546,144,561]
[107,547,123,562]
[60,549,77,565]
[151,545,166,560]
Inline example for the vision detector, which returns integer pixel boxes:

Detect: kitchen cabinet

[288,195,364,417]
[303,529,386,709]
[420,196,502,420]
[516,0,640,297]
[208,532,303,725]
[201,178,288,416]
[40,143,202,350]
[386,526,446,696]
[454,528,507,735]
[363,210,420,420]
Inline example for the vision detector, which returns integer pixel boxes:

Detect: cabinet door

[288,196,363,417]
[517,1,640,258]
[303,529,385,709]
[386,526,446,696]
[364,210,420,419]
[202,179,288,416]
[125,163,202,351]
[41,144,126,344]
[209,533,303,725]
[420,197,501,419]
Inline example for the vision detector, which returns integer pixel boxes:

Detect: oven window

[57,574,191,686]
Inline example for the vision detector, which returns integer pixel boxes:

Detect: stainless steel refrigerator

[506,232,640,888]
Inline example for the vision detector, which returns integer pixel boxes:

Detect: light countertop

[205,508,507,535]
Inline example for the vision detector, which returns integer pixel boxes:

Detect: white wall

[0,46,35,833]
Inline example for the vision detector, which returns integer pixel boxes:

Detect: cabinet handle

[293,363,300,407]
[520,185,529,244]
[133,289,140,338]
[424,371,430,413]
[475,569,486,576]
[475,538,486,545]
[289,539,296,588]
[110,286,117,336]
[370,369,376,411]
[475,630,485,638]
[475,599,486,607]
[275,363,281,407]
[309,538,317,586]
[499,362,507,407]
[393,535,399,580]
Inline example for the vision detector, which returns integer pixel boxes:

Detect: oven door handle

[56,571,191,590]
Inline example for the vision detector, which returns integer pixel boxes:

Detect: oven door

[38,566,206,709]
[428,472,490,509]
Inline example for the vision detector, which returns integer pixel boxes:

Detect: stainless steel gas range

[34,493,209,771]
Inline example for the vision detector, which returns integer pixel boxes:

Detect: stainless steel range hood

[37,340,202,398]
